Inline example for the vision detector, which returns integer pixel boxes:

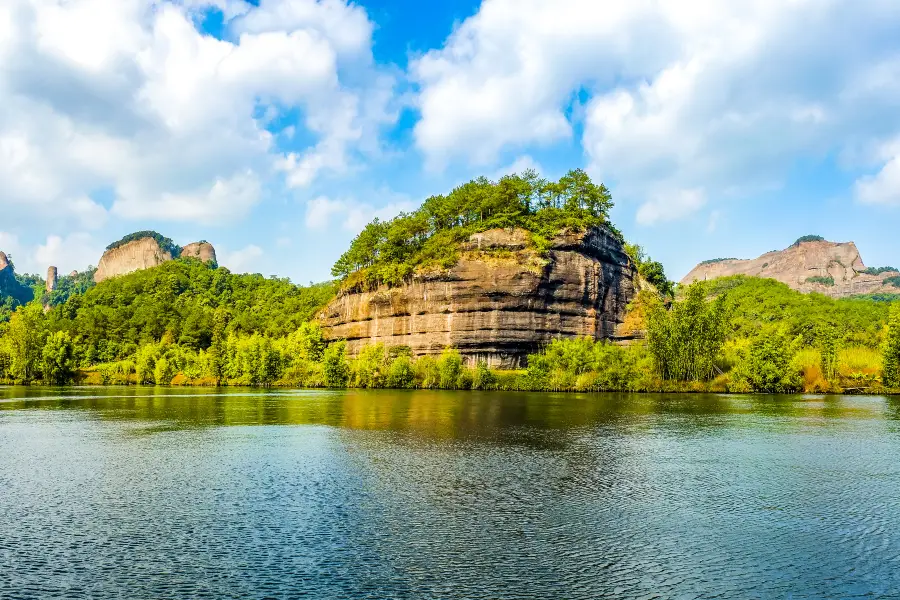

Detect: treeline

[4,270,900,394]
[0,259,337,382]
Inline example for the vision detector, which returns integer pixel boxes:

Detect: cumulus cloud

[220,244,264,274]
[34,233,103,274]
[413,0,900,221]
[305,193,416,232]
[0,0,396,228]
[856,156,900,206]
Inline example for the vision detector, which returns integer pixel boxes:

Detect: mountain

[320,226,643,368]
[0,251,35,316]
[94,232,217,283]
[681,236,900,298]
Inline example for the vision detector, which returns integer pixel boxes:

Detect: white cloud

[34,233,103,274]
[636,189,706,226]
[413,0,900,220]
[220,244,264,273]
[305,193,416,232]
[856,155,900,206]
[0,0,396,228]
[492,155,543,180]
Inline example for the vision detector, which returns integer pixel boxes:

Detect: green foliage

[733,332,802,393]
[699,258,737,265]
[624,243,674,297]
[882,305,900,388]
[332,169,616,288]
[884,276,900,289]
[323,341,350,387]
[706,276,892,349]
[0,260,36,322]
[646,282,727,381]
[525,337,647,391]
[819,325,839,381]
[44,269,97,307]
[862,266,898,276]
[41,259,336,363]
[4,303,46,382]
[107,231,181,258]
[792,235,825,246]
[805,275,835,286]
[41,331,76,384]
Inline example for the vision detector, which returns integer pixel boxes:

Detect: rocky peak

[180,241,217,264]
[46,266,58,292]
[0,251,8,272]
[94,232,218,283]
[682,237,898,298]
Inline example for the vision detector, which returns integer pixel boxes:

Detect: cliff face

[94,237,217,283]
[46,266,58,293]
[681,240,898,298]
[181,242,217,264]
[320,227,638,368]
[94,238,173,283]
[0,251,8,272]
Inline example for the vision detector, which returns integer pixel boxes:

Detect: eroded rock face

[320,227,638,368]
[681,240,899,298]
[181,242,217,264]
[46,266,58,292]
[94,237,174,283]
[0,251,8,272]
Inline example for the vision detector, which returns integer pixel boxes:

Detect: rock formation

[94,237,174,283]
[94,235,217,283]
[0,251,8,272]
[46,266,58,293]
[180,242,217,264]
[681,238,899,298]
[320,226,639,368]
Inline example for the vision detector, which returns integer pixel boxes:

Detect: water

[2,387,900,599]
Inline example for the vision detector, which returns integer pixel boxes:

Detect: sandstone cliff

[181,242,217,264]
[94,235,217,283]
[681,238,899,298]
[46,266,58,293]
[320,227,638,368]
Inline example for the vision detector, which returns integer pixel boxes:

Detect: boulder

[94,237,174,283]
[180,241,217,264]
[320,226,638,368]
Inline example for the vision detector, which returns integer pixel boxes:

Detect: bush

[805,276,835,287]
[734,332,802,393]
[323,341,350,387]
[792,235,825,246]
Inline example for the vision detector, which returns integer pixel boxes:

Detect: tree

[323,341,350,387]
[42,331,76,384]
[646,282,727,381]
[819,324,839,382]
[6,303,46,382]
[735,331,802,393]
[882,305,900,388]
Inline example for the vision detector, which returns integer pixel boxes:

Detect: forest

[1,170,899,393]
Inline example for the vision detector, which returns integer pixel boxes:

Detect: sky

[1,0,900,284]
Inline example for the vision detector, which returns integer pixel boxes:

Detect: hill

[682,235,900,298]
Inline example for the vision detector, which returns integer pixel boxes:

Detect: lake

[1,387,899,599]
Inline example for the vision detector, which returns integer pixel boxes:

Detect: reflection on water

[1,387,899,599]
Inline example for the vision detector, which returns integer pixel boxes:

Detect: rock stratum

[681,238,899,298]
[320,226,639,368]
[94,236,217,283]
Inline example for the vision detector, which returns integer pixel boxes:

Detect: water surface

[2,387,899,599]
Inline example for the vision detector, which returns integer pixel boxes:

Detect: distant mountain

[94,232,217,282]
[681,236,900,298]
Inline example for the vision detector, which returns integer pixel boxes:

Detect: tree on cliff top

[106,231,181,258]
[332,169,616,287]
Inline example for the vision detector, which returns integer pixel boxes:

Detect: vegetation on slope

[333,169,617,289]
[792,234,825,246]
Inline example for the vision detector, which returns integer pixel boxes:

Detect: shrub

[805,276,835,287]
[792,235,825,246]
[323,341,350,387]
[733,332,802,393]
[883,306,900,387]
[862,266,898,276]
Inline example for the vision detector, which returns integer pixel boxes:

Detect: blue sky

[1,0,899,283]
